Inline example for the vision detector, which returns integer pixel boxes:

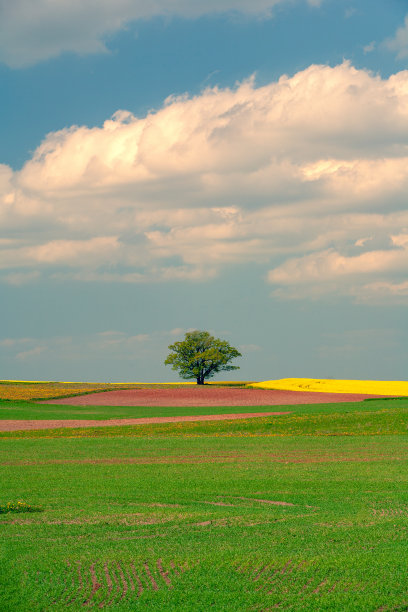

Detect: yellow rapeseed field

[0,382,115,401]
[248,377,408,396]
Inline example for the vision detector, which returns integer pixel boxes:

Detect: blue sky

[1,0,408,382]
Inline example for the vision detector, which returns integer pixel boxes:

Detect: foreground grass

[1,399,408,610]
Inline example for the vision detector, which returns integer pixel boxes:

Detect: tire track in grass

[312,579,328,594]
[116,561,129,600]
[52,559,188,606]
[373,506,408,518]
[50,563,70,604]
[123,562,135,595]
[66,562,84,606]
[170,560,181,577]
[62,561,76,605]
[157,559,173,588]
[143,561,158,591]
[83,563,102,605]
[264,560,296,594]
[99,562,113,608]
[129,562,144,597]
[253,565,271,582]
[237,560,348,605]
[106,562,121,606]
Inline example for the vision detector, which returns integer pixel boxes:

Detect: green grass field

[1,397,408,610]
[0,399,286,421]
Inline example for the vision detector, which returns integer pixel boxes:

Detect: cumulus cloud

[384,14,408,59]
[268,228,408,301]
[2,62,408,302]
[269,238,408,282]
[0,0,324,68]
[363,41,376,54]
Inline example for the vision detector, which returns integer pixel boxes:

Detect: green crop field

[0,400,284,422]
[1,397,408,610]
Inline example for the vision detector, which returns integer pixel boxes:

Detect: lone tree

[164,330,242,385]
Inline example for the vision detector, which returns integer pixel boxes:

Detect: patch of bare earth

[235,497,295,507]
[0,412,290,432]
[40,387,387,407]
[372,506,408,518]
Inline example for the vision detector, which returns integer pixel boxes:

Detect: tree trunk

[197,375,205,384]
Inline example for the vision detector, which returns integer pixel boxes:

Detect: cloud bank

[2,62,408,302]
[1,0,323,68]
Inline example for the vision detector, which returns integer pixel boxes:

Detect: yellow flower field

[248,378,408,396]
[0,382,115,401]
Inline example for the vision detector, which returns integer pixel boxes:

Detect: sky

[1,0,408,382]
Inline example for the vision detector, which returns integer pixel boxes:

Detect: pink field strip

[0,412,291,431]
[42,387,387,407]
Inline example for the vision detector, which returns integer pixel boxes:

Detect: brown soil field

[42,387,385,407]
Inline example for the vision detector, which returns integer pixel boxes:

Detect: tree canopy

[164,330,242,385]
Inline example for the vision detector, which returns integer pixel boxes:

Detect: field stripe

[0,412,291,431]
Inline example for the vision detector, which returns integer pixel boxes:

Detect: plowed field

[43,387,387,407]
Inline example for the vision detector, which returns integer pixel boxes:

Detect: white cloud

[345,7,357,19]
[0,0,324,68]
[16,346,46,361]
[0,237,120,270]
[269,242,408,284]
[384,14,408,59]
[1,271,40,286]
[267,230,408,300]
[239,344,262,352]
[358,280,408,304]
[0,338,33,348]
[2,62,408,302]
[363,41,376,54]
[28,237,119,265]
